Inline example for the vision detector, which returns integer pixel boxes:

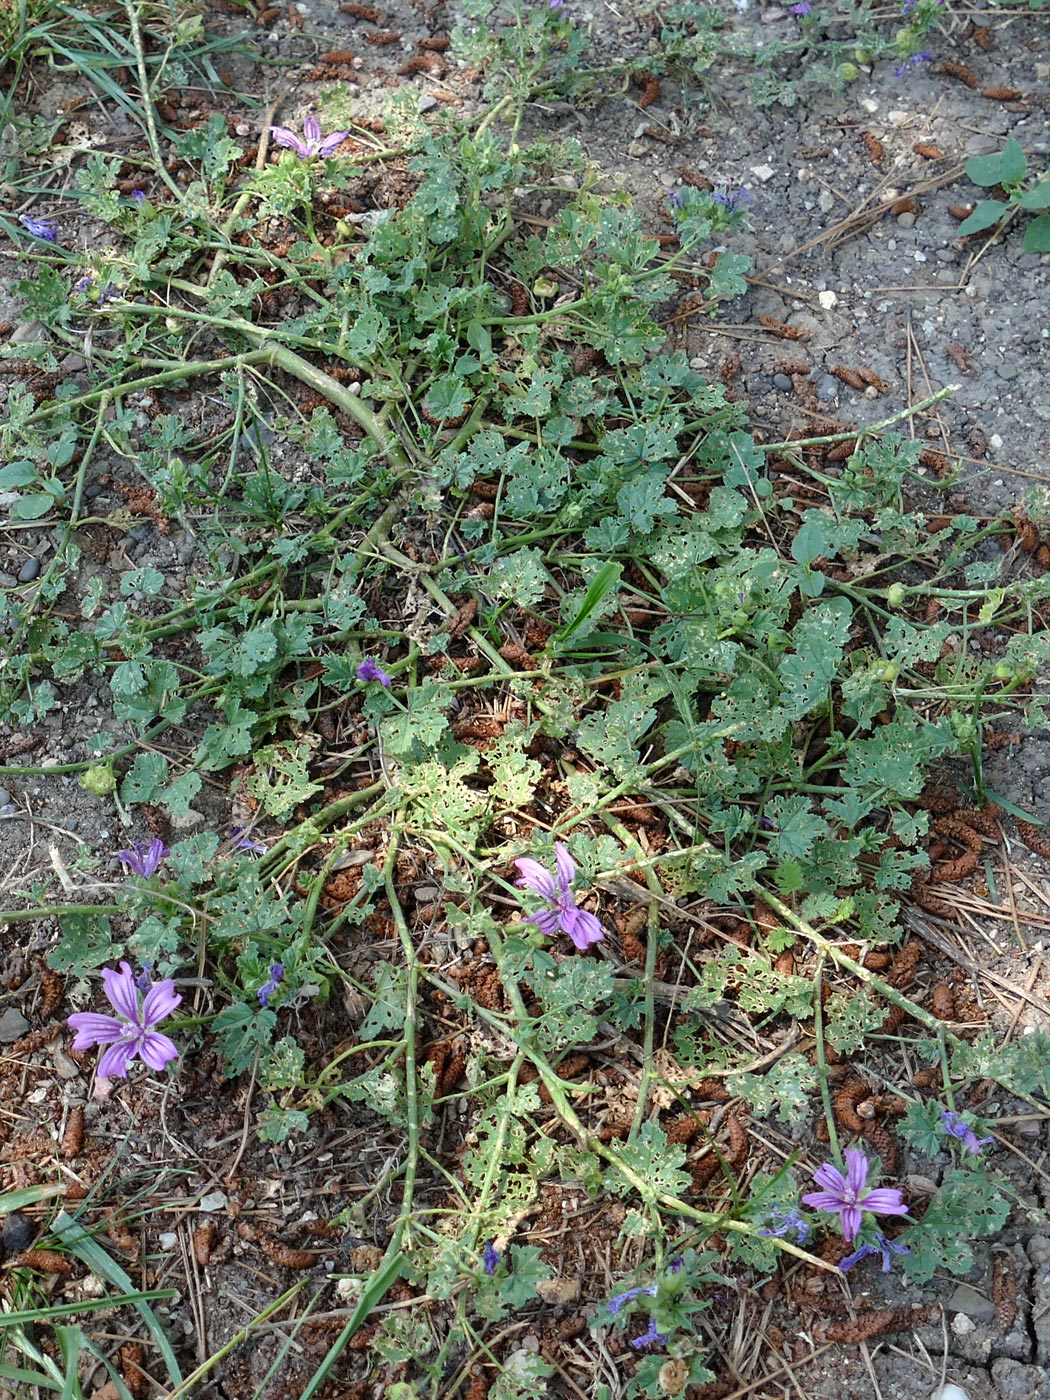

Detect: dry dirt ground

[2,0,1050,1398]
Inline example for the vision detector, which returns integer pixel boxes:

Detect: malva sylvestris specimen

[801,1148,908,1242]
[269,115,349,159]
[67,962,181,1079]
[513,842,605,951]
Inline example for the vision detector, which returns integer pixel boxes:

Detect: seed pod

[758,314,808,340]
[947,202,975,221]
[193,1223,217,1266]
[860,131,884,166]
[62,1105,85,1159]
[339,2,380,17]
[940,61,979,88]
[319,49,355,62]
[8,1249,72,1275]
[364,29,400,43]
[912,141,945,158]
[981,86,1022,101]
[636,75,661,108]
[40,968,63,1018]
[830,366,866,390]
[418,36,449,50]
[889,197,921,216]
[258,1234,321,1270]
[992,1253,1019,1332]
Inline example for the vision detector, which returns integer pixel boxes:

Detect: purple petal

[97,1039,137,1079]
[67,1012,125,1049]
[141,980,182,1027]
[270,126,307,156]
[801,1189,848,1214]
[844,1149,870,1197]
[524,908,563,938]
[101,962,139,1021]
[839,1205,862,1242]
[514,857,556,899]
[561,905,605,950]
[809,1162,848,1195]
[317,131,350,155]
[303,114,321,146]
[860,1188,908,1218]
[553,842,576,891]
[136,1030,180,1071]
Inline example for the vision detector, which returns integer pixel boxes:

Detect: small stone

[817,290,838,310]
[896,211,917,229]
[158,1231,179,1250]
[417,95,438,113]
[817,375,840,401]
[947,1284,996,1320]
[818,189,835,212]
[750,164,775,182]
[0,789,10,806]
[0,1008,29,1043]
[0,804,17,818]
[0,1212,36,1258]
[0,572,16,588]
[951,1313,976,1336]
[17,556,40,583]
[199,1190,228,1213]
[929,1387,971,1400]
[169,807,206,830]
[859,96,878,114]
[773,373,793,391]
[627,140,648,158]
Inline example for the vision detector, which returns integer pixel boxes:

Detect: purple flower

[801,1149,908,1243]
[894,50,932,76]
[357,657,391,687]
[940,1111,994,1156]
[73,275,92,293]
[839,1233,910,1273]
[513,842,605,951]
[549,0,566,9]
[67,961,181,1079]
[232,826,268,855]
[258,962,285,1008]
[608,1282,657,1316]
[270,115,349,159]
[711,185,751,214]
[129,190,145,204]
[117,837,168,878]
[790,3,812,13]
[629,1318,666,1350]
[18,214,57,242]
[758,1207,810,1244]
[483,1241,500,1274]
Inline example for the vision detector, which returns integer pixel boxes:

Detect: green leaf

[777,597,852,720]
[607,1123,692,1202]
[121,751,170,804]
[552,560,622,646]
[1023,213,1050,253]
[1019,178,1050,210]
[965,137,1027,187]
[955,199,1008,235]
[0,460,38,489]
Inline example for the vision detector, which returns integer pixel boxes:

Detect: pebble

[816,374,840,401]
[947,1283,996,1320]
[0,788,10,806]
[417,94,438,113]
[773,373,793,391]
[17,556,40,583]
[0,1008,29,1043]
[0,572,15,588]
[896,211,917,229]
[0,804,17,817]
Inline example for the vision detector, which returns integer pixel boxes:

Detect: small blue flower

[18,213,57,241]
[357,657,391,687]
[790,3,812,13]
[840,1233,910,1273]
[940,1110,994,1156]
[73,275,92,293]
[758,1208,810,1245]
[895,50,932,76]
[129,190,146,204]
[258,963,285,1008]
[711,185,751,215]
[483,1241,500,1275]
[232,826,268,855]
[608,1283,657,1316]
[629,1318,666,1350]
[117,837,168,878]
